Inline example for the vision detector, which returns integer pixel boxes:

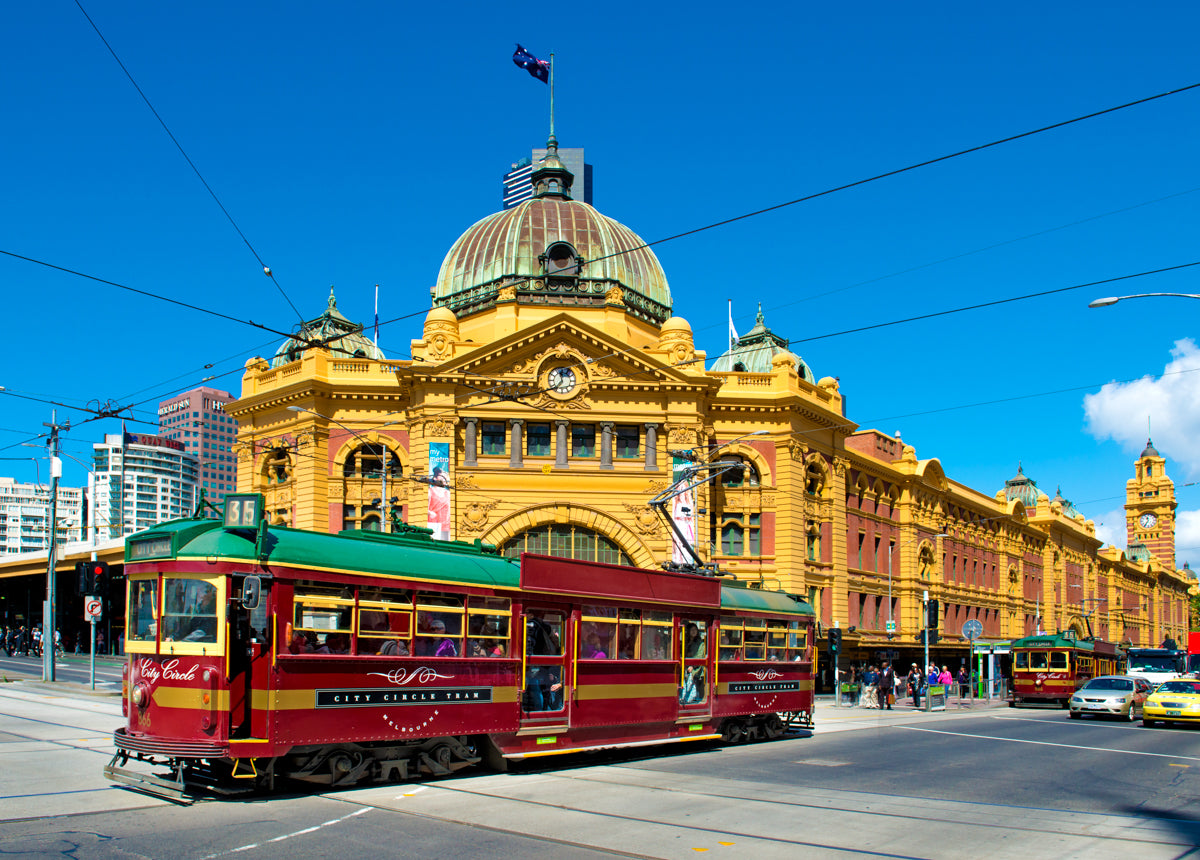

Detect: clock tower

[1125,439,1177,571]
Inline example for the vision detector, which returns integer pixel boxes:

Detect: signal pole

[43,411,69,682]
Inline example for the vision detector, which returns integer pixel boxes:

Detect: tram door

[678,616,713,718]
[520,607,571,726]
[227,576,271,740]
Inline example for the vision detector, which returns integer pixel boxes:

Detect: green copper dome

[434,138,672,325]
[710,305,815,382]
[271,288,386,367]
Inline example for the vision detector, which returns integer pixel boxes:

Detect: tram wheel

[762,715,785,740]
[720,721,745,744]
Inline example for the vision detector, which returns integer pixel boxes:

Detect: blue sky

[3,2,1199,565]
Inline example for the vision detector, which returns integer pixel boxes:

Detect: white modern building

[92,432,199,535]
[0,477,84,555]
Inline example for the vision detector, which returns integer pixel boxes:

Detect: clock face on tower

[547,366,577,395]
[1139,512,1157,529]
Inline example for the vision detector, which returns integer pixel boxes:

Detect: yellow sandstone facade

[228,138,1192,668]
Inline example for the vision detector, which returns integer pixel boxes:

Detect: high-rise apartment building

[0,478,84,554]
[92,433,199,535]
[158,387,238,513]
[503,146,592,209]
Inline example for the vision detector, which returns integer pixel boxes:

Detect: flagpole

[373,284,379,348]
[549,53,555,140]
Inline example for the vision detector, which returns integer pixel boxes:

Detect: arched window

[719,456,760,487]
[542,242,581,277]
[501,524,632,566]
[805,458,826,497]
[343,443,402,480]
[262,445,292,485]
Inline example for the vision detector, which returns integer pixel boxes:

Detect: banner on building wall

[671,456,697,565]
[427,442,451,541]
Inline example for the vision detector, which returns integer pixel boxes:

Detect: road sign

[84,596,102,622]
[962,619,983,641]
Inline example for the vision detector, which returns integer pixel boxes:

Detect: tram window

[580,605,616,659]
[787,622,808,660]
[415,594,464,657]
[1015,652,1029,669]
[743,626,766,660]
[641,611,672,659]
[127,578,159,643]
[616,607,641,659]
[467,597,510,658]
[161,578,219,644]
[1049,651,1069,670]
[767,624,788,660]
[1030,652,1048,670]
[719,618,743,660]
[683,620,707,659]
[526,612,563,656]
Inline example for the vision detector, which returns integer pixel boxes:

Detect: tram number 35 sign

[84,597,103,622]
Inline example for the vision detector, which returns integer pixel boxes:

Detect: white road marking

[896,725,1200,761]
[201,807,370,858]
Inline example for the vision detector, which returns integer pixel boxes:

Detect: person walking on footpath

[907,663,923,709]
[956,665,971,703]
[880,662,895,710]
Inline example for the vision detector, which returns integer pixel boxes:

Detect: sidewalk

[812,692,1009,732]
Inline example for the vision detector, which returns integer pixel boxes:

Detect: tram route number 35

[84,597,103,621]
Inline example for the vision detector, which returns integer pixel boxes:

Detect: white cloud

[1176,509,1200,571]
[1084,338,1200,477]
[1092,508,1127,550]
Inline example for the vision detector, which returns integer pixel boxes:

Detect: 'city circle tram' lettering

[316,687,492,708]
[729,681,801,694]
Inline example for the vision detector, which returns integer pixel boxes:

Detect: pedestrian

[863,664,879,708]
[956,666,971,703]
[96,629,105,655]
[907,663,923,709]
[938,665,953,690]
[880,662,895,710]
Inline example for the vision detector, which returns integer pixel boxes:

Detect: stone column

[464,418,478,468]
[644,423,658,471]
[600,422,614,470]
[509,419,524,468]
[555,421,569,469]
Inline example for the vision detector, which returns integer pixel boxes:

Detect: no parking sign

[84,596,102,622]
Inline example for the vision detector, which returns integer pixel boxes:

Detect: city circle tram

[105,494,815,801]
[1008,631,1120,707]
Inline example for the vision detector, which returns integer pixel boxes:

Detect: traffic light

[828,628,842,652]
[926,599,940,633]
[76,561,109,596]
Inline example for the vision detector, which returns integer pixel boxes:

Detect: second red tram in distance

[1009,632,1121,707]
[106,493,815,800]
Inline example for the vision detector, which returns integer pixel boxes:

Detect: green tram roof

[1009,633,1100,651]
[720,581,815,618]
[126,517,815,617]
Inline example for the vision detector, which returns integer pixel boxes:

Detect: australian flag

[512,44,549,83]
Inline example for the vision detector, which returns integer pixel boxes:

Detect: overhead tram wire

[329,81,1200,364]
[72,0,306,328]
[585,80,1200,269]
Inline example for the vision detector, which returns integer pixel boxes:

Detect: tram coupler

[103,750,194,805]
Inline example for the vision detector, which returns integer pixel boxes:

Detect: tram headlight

[130,683,150,709]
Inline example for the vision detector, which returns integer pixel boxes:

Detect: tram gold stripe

[152,687,229,710]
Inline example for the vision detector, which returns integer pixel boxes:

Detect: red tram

[1008,632,1121,707]
[105,494,815,800]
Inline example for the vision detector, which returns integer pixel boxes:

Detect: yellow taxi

[1142,677,1200,727]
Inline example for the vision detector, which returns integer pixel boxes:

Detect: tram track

[331,762,1200,858]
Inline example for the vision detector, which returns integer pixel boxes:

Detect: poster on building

[427,442,451,541]
[671,456,697,565]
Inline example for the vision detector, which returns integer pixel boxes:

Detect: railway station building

[225,136,1194,678]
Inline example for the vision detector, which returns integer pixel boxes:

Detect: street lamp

[1088,293,1200,307]
[286,406,396,531]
